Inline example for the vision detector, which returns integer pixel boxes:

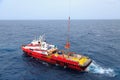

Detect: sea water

[0,20,120,80]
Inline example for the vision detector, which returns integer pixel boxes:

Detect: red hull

[22,47,91,71]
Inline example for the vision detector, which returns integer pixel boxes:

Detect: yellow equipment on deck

[72,56,88,66]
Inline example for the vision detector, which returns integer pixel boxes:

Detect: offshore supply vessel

[21,17,92,71]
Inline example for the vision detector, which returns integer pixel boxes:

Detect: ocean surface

[0,20,120,80]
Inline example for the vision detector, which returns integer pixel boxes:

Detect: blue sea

[0,20,120,80]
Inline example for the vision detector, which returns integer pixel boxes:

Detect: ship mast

[64,16,70,51]
[64,0,71,53]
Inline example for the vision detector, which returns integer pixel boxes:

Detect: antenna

[68,0,71,16]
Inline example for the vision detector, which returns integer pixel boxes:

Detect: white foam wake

[86,61,116,77]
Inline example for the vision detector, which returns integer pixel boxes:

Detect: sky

[0,0,120,20]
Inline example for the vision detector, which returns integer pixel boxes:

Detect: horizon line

[0,19,120,21]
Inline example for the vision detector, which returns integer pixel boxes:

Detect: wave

[86,61,116,77]
[0,48,17,53]
[42,62,49,66]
